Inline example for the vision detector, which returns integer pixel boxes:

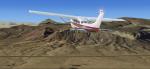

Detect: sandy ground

[0,37,150,69]
[0,56,150,69]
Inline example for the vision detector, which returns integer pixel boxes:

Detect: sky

[0,0,149,23]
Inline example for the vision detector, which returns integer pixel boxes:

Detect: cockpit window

[81,21,87,23]
[72,19,80,23]
[81,20,95,23]
[72,19,95,24]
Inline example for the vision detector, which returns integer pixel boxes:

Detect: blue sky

[0,0,149,23]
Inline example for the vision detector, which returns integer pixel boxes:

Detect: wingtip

[28,10,33,13]
[28,10,31,13]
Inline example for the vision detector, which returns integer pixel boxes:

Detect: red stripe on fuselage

[72,23,99,32]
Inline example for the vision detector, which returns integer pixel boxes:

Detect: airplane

[29,9,125,32]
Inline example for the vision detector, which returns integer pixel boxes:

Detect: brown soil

[0,18,150,69]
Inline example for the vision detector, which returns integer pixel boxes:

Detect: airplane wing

[29,10,125,22]
[103,18,125,22]
[29,10,82,19]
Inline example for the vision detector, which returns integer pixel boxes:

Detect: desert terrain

[0,18,150,69]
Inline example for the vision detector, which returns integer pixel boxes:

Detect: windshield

[81,20,95,23]
[72,19,95,24]
[80,18,95,23]
[72,19,80,23]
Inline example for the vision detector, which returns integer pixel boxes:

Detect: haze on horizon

[0,0,149,23]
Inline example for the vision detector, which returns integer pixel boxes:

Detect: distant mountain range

[0,21,37,28]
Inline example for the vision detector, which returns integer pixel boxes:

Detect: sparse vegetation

[112,31,135,40]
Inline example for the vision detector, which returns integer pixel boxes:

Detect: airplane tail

[93,9,104,28]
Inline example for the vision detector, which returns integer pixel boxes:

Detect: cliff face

[44,30,150,56]
[0,28,150,57]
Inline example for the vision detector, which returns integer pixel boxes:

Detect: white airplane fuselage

[70,10,104,32]
[70,22,100,32]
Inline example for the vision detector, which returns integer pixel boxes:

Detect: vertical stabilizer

[93,9,104,28]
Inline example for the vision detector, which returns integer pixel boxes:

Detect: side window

[73,19,80,23]
[81,21,84,23]
[81,21,87,23]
